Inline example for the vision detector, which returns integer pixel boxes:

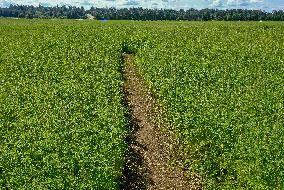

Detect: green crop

[1,19,283,189]
[132,21,284,189]
[0,19,128,189]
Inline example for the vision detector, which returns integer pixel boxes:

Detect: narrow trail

[120,54,201,190]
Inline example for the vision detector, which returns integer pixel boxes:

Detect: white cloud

[250,0,263,3]
[208,0,266,9]
[0,0,282,10]
[212,0,223,7]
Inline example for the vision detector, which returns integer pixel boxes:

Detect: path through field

[120,54,201,190]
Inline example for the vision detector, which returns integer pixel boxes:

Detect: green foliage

[2,5,284,21]
[0,19,127,189]
[1,19,284,189]
[133,22,284,189]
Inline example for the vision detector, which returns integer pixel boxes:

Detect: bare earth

[120,54,201,190]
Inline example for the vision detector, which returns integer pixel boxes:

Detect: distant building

[86,14,95,20]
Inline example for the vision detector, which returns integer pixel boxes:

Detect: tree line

[1,4,284,21]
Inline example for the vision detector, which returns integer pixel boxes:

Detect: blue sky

[0,0,283,10]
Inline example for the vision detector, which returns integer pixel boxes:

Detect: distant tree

[0,4,284,21]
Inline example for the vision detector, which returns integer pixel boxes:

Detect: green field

[133,22,284,189]
[0,19,283,189]
[0,19,128,189]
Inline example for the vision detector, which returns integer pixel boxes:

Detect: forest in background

[0,4,284,21]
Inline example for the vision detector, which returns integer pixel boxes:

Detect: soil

[120,54,201,190]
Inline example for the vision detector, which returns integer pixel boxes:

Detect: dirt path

[120,54,201,190]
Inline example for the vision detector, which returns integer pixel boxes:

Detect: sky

[0,0,283,11]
